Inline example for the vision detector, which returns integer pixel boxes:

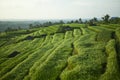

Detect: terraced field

[0,23,120,80]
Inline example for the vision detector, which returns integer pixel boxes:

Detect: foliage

[0,23,120,80]
[99,39,120,80]
[102,14,110,23]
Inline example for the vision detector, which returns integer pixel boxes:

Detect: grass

[65,31,73,39]
[99,39,120,80]
[73,29,81,37]
[31,37,73,80]
[1,37,53,80]
[96,30,113,42]
[0,23,120,80]
[0,38,44,78]
[60,28,107,80]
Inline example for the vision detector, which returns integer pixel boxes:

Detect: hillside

[0,23,120,80]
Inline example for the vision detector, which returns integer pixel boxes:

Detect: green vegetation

[0,16,120,80]
[99,39,120,80]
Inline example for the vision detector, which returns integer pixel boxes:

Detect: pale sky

[0,0,120,19]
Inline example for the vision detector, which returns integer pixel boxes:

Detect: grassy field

[0,23,120,80]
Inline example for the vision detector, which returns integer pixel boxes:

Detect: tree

[89,19,94,26]
[59,20,64,24]
[110,17,120,24]
[88,18,97,26]
[29,24,33,28]
[75,20,79,23]
[48,21,52,25]
[70,20,74,23]
[18,26,22,30]
[79,18,83,23]
[67,21,71,24]
[102,14,110,23]
[5,27,12,33]
[93,17,98,22]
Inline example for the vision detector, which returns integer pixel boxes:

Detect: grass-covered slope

[0,23,120,80]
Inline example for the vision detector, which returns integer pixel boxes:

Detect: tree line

[4,14,120,32]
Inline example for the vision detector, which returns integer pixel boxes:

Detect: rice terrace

[0,0,120,80]
[0,14,120,80]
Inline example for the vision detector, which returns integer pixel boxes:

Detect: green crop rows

[0,23,120,80]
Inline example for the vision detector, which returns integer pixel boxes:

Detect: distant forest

[0,14,120,32]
